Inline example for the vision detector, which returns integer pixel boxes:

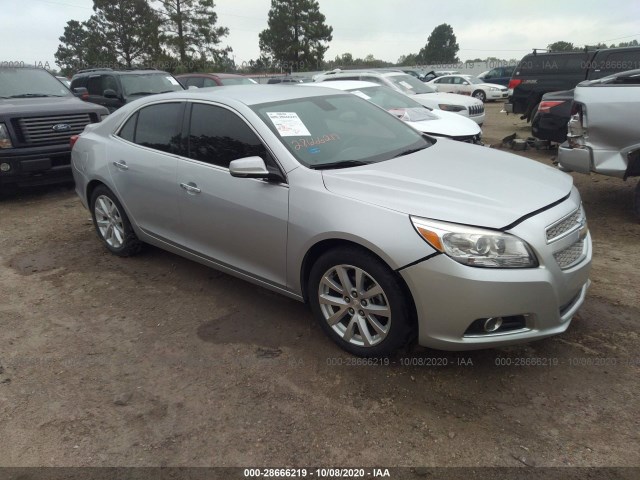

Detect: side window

[438,77,452,84]
[86,75,103,95]
[135,103,184,154]
[118,112,138,142]
[202,78,218,87]
[486,69,498,78]
[103,75,119,93]
[188,104,267,169]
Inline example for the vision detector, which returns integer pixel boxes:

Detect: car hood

[321,140,572,229]
[0,96,108,116]
[412,91,482,108]
[406,109,480,137]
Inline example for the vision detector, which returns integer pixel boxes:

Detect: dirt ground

[0,101,639,470]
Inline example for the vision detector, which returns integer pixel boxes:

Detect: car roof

[306,80,380,90]
[133,84,347,106]
[176,72,248,79]
[72,69,171,78]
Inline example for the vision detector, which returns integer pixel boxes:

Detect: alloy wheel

[94,195,125,248]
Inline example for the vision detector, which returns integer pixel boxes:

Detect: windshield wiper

[127,91,155,96]
[393,146,428,158]
[309,160,370,170]
[9,93,63,98]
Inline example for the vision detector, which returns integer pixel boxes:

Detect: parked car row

[426,74,508,102]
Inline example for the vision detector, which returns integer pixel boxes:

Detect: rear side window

[134,102,184,154]
[202,78,218,87]
[187,104,267,168]
[516,53,588,76]
[182,77,203,88]
[87,76,103,95]
[118,112,138,142]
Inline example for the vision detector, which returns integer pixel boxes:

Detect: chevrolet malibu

[71,85,592,356]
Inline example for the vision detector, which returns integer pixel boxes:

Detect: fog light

[0,162,11,172]
[483,317,503,332]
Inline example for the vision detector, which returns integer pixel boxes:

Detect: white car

[304,81,482,143]
[314,71,485,125]
[428,74,508,102]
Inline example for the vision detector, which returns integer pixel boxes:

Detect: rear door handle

[113,160,128,170]
[180,182,201,194]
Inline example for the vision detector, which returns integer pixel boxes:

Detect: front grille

[468,104,485,116]
[546,207,584,243]
[553,239,586,269]
[16,113,93,146]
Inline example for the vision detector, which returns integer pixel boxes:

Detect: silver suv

[558,69,640,219]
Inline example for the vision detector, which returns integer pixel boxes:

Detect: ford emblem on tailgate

[52,123,71,132]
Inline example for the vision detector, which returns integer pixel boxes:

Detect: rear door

[108,101,185,241]
[177,102,289,286]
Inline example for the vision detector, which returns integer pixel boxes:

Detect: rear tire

[90,185,142,256]
[308,247,414,357]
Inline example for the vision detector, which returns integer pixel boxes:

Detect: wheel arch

[299,238,418,332]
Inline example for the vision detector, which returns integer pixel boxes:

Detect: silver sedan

[71,85,592,356]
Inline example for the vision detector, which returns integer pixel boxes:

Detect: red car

[176,73,258,88]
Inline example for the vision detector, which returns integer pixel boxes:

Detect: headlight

[411,217,538,268]
[489,87,499,91]
[0,123,13,149]
[438,104,466,112]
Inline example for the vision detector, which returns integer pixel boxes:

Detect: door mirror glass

[229,156,270,178]
[103,89,118,98]
[73,87,88,96]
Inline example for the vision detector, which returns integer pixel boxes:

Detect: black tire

[634,180,640,222]
[308,247,414,357]
[90,185,142,256]
[472,90,486,103]
[528,103,539,124]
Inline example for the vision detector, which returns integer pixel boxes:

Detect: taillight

[70,135,79,150]
[538,101,565,113]
[507,78,522,90]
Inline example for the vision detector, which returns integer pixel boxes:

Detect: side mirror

[229,156,270,179]
[103,89,119,99]
[73,87,88,97]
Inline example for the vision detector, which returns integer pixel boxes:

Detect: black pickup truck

[0,67,108,190]
[506,46,640,130]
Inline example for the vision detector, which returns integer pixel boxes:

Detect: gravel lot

[0,102,638,469]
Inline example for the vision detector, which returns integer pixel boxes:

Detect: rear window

[219,77,257,86]
[515,53,589,76]
[590,49,640,78]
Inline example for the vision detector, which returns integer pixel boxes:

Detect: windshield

[252,94,431,168]
[348,86,439,123]
[386,74,436,95]
[0,68,71,98]
[120,74,183,96]
[219,77,258,86]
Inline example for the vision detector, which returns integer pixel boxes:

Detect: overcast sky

[1,0,639,70]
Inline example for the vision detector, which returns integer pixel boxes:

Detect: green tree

[259,0,333,72]
[397,53,420,66]
[617,39,639,48]
[547,41,578,52]
[91,0,163,68]
[54,19,118,75]
[418,24,459,64]
[152,0,230,66]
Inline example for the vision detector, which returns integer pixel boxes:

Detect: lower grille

[554,240,586,269]
[16,113,93,146]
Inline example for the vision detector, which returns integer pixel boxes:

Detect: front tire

[473,90,486,102]
[90,185,142,256]
[308,247,413,357]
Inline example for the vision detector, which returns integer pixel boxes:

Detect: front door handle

[113,160,128,170]
[180,182,201,194]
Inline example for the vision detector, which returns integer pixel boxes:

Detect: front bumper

[0,145,73,187]
[488,90,508,100]
[400,196,592,350]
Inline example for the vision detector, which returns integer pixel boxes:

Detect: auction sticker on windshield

[267,112,311,136]
[351,90,371,100]
[399,81,414,90]
[166,76,180,86]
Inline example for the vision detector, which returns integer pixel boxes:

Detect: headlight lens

[489,87,499,91]
[0,123,13,148]
[411,217,538,268]
[438,104,466,112]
